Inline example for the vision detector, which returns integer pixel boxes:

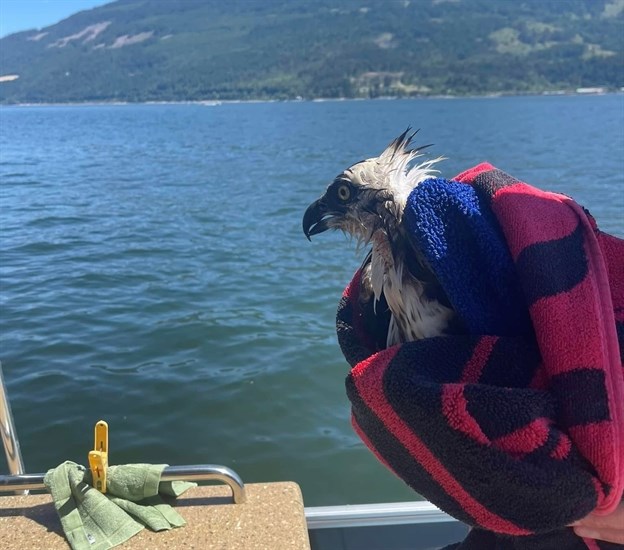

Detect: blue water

[0,95,623,506]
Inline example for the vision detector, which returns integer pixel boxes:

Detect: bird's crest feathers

[347,128,444,212]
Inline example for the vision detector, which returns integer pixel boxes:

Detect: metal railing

[0,361,246,504]
[0,362,25,478]
[0,464,246,503]
[305,500,457,529]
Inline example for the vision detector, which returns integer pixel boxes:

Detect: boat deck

[0,481,310,549]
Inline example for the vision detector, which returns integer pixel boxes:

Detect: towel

[337,164,624,549]
[44,461,196,550]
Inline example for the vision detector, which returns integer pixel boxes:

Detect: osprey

[302,129,459,347]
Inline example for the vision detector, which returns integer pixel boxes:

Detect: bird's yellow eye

[337,184,351,202]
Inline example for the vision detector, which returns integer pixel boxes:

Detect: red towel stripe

[454,162,497,184]
[582,538,601,550]
[569,202,624,514]
[529,277,607,376]
[491,186,580,261]
[442,384,490,445]
[491,419,551,458]
[549,432,572,461]
[570,422,618,492]
[461,336,498,383]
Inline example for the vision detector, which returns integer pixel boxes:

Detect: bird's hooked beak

[302,198,330,241]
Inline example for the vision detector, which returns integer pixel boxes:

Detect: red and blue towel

[337,163,624,549]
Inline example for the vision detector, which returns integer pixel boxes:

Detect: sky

[0,0,111,38]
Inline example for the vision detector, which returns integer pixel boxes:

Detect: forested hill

[0,0,622,104]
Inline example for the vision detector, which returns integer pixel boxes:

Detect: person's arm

[572,501,624,544]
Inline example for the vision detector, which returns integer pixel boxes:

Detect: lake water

[1,95,623,506]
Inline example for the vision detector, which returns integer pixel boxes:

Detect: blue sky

[0,0,111,38]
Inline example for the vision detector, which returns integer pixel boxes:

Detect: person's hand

[572,501,624,544]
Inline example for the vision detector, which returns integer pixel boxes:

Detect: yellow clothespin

[88,420,108,493]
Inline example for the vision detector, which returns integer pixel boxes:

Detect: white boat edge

[305,500,457,529]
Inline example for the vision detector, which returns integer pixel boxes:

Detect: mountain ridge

[0,0,622,104]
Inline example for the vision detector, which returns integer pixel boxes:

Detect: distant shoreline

[1,89,622,108]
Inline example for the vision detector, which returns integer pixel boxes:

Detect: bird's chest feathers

[368,231,452,346]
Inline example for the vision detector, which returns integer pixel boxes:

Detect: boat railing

[0,361,246,504]
[0,361,25,480]
[0,464,247,503]
[305,500,457,529]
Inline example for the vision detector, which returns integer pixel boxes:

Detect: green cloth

[44,461,196,550]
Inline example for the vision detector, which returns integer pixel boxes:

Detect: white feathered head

[303,129,444,246]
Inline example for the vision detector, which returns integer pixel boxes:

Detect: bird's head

[303,129,443,246]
